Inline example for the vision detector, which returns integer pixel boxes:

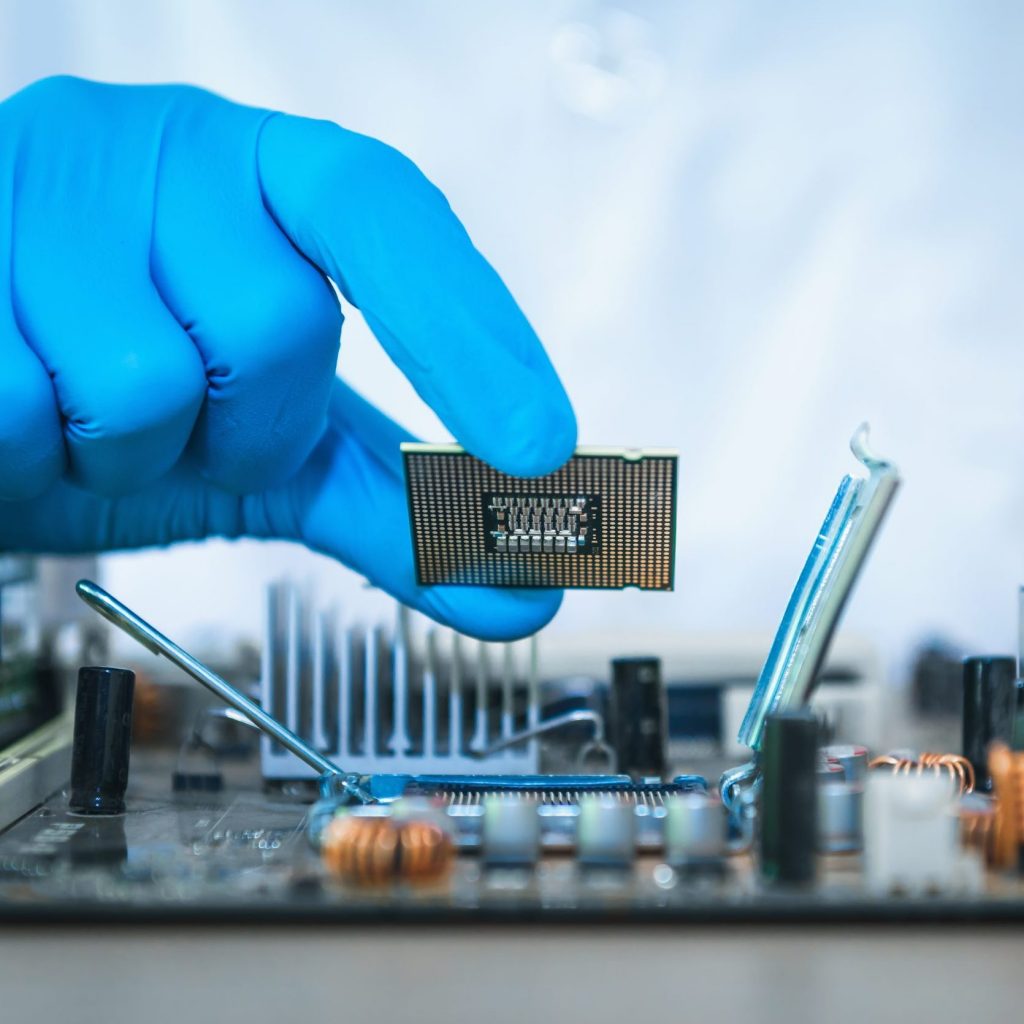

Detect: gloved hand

[0,76,576,640]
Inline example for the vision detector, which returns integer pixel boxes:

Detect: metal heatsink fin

[402,444,678,590]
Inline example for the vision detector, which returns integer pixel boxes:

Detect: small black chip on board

[402,444,677,590]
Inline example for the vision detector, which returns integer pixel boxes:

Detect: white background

[3,1,1022,680]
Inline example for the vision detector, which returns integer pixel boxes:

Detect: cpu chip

[402,444,678,590]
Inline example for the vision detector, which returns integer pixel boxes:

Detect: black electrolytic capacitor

[69,666,136,815]
[609,657,667,779]
[760,709,819,885]
[962,655,1016,793]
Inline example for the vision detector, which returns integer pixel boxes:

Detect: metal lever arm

[469,708,615,768]
[75,579,373,803]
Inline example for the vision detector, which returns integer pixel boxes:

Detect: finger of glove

[152,96,342,493]
[0,172,64,499]
[12,270,206,496]
[257,114,577,478]
[274,379,563,641]
[10,90,207,496]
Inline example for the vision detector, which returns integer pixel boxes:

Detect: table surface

[2,924,1022,1024]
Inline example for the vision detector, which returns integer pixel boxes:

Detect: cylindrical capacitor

[576,796,635,868]
[481,797,541,867]
[760,709,819,885]
[817,781,864,853]
[962,656,1016,792]
[664,793,727,868]
[69,666,135,815]
[822,744,869,783]
[609,657,667,779]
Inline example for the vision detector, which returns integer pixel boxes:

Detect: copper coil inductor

[988,742,1024,870]
[868,752,976,796]
[958,799,997,862]
[320,814,454,885]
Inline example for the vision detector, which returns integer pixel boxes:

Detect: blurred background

[1,0,1021,687]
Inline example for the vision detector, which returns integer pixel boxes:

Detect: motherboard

[2,427,1023,926]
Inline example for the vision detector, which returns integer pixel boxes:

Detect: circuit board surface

[3,752,1024,924]
[402,445,677,590]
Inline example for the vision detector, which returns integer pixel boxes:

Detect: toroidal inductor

[320,813,454,885]
[868,752,976,796]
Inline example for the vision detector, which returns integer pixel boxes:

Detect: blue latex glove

[0,77,576,640]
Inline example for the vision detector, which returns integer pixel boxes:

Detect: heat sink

[259,583,541,779]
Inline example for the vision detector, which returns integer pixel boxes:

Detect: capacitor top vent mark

[402,444,678,590]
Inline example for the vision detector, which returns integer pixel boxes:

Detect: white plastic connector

[864,772,981,895]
